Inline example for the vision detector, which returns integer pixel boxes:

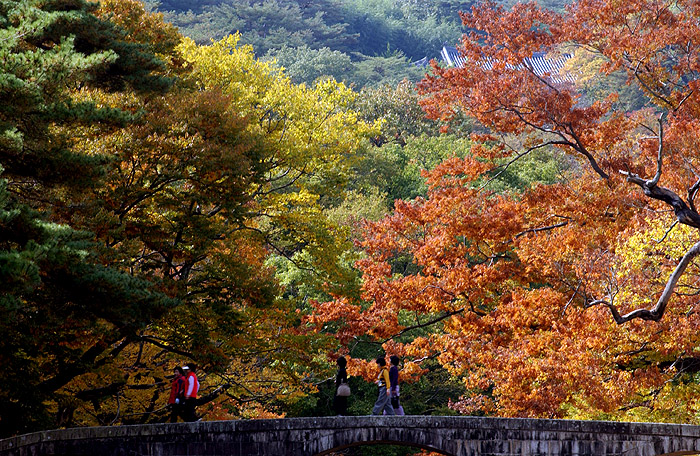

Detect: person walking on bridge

[168,366,186,422]
[183,363,200,422]
[371,357,395,415]
[389,355,404,415]
[334,356,350,416]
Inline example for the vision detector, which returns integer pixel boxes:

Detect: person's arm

[336,368,347,386]
[168,381,177,404]
[186,375,195,398]
[382,369,391,395]
[178,378,186,400]
[389,367,398,394]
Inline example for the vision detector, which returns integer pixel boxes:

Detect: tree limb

[587,240,700,323]
[652,220,678,243]
[649,113,665,186]
[374,308,465,345]
[515,221,568,239]
[567,124,610,179]
[479,141,568,191]
[688,178,700,213]
[620,170,700,229]
[140,335,193,358]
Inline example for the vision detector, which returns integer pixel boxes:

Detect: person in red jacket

[183,363,200,422]
[168,366,186,422]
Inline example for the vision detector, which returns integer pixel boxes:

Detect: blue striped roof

[440,46,575,84]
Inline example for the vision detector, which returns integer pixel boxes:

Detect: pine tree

[0,0,175,436]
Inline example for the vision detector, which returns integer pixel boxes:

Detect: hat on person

[182,365,190,370]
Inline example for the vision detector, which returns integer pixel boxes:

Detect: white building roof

[440,46,575,84]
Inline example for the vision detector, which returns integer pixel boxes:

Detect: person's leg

[333,395,341,415]
[392,397,404,415]
[341,396,348,415]
[391,384,403,415]
[176,403,186,421]
[372,387,389,415]
[383,396,395,415]
[184,399,197,422]
[334,395,348,416]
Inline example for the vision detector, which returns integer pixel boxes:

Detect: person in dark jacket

[389,355,404,415]
[334,356,349,415]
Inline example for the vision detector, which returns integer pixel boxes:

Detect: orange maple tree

[309,0,700,421]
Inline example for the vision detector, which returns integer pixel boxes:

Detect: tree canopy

[309,0,700,422]
[0,0,179,435]
[0,0,376,435]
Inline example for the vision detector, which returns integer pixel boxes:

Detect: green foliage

[482,148,570,194]
[325,188,390,227]
[266,47,427,88]
[0,0,172,185]
[344,80,476,205]
[163,0,354,55]
[177,33,380,302]
[352,135,471,205]
[499,0,569,12]
[155,0,574,90]
[264,45,354,86]
[0,168,177,436]
[324,82,475,250]
[348,51,427,88]
[155,0,220,12]
[342,0,464,60]
[354,80,442,145]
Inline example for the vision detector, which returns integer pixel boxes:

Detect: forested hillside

[147,0,570,87]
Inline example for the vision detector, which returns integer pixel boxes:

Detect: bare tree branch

[515,221,568,239]
[378,308,465,344]
[587,240,700,323]
[479,141,571,191]
[652,220,678,243]
[688,178,700,213]
[566,124,610,179]
[140,336,193,358]
[649,113,665,187]
[633,61,675,109]
[562,280,583,316]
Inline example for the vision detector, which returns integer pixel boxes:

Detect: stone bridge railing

[3,416,700,456]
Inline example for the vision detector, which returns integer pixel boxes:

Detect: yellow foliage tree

[177,34,381,296]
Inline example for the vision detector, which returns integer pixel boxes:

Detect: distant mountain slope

[146,0,571,87]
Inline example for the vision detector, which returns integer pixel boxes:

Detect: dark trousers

[334,394,348,416]
[169,403,184,422]
[184,398,198,422]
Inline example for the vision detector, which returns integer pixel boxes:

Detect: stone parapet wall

[2,416,700,456]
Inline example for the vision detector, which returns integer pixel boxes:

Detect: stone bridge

[3,416,700,456]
